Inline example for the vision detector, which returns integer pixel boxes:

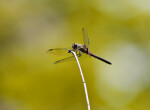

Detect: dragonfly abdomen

[89,52,112,65]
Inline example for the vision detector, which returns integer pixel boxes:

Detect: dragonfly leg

[78,51,82,57]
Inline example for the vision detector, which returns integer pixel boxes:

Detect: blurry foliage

[0,0,150,110]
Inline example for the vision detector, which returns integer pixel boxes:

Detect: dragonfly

[48,28,112,65]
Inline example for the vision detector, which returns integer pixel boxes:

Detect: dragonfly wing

[54,56,75,64]
[82,28,90,55]
[48,48,81,64]
[47,48,69,56]
[53,52,82,64]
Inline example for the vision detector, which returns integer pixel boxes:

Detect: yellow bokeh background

[0,0,150,110]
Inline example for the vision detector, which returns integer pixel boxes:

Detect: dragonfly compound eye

[72,43,77,49]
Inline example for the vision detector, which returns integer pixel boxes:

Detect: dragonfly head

[72,43,78,49]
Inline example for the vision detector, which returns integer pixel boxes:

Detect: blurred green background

[0,0,150,110]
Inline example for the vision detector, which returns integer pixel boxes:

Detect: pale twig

[68,49,90,110]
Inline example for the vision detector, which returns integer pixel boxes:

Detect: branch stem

[69,49,90,110]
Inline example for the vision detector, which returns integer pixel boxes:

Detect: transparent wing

[82,28,89,47]
[82,28,90,54]
[54,56,75,64]
[47,48,69,56]
[48,48,82,64]
[53,52,82,64]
